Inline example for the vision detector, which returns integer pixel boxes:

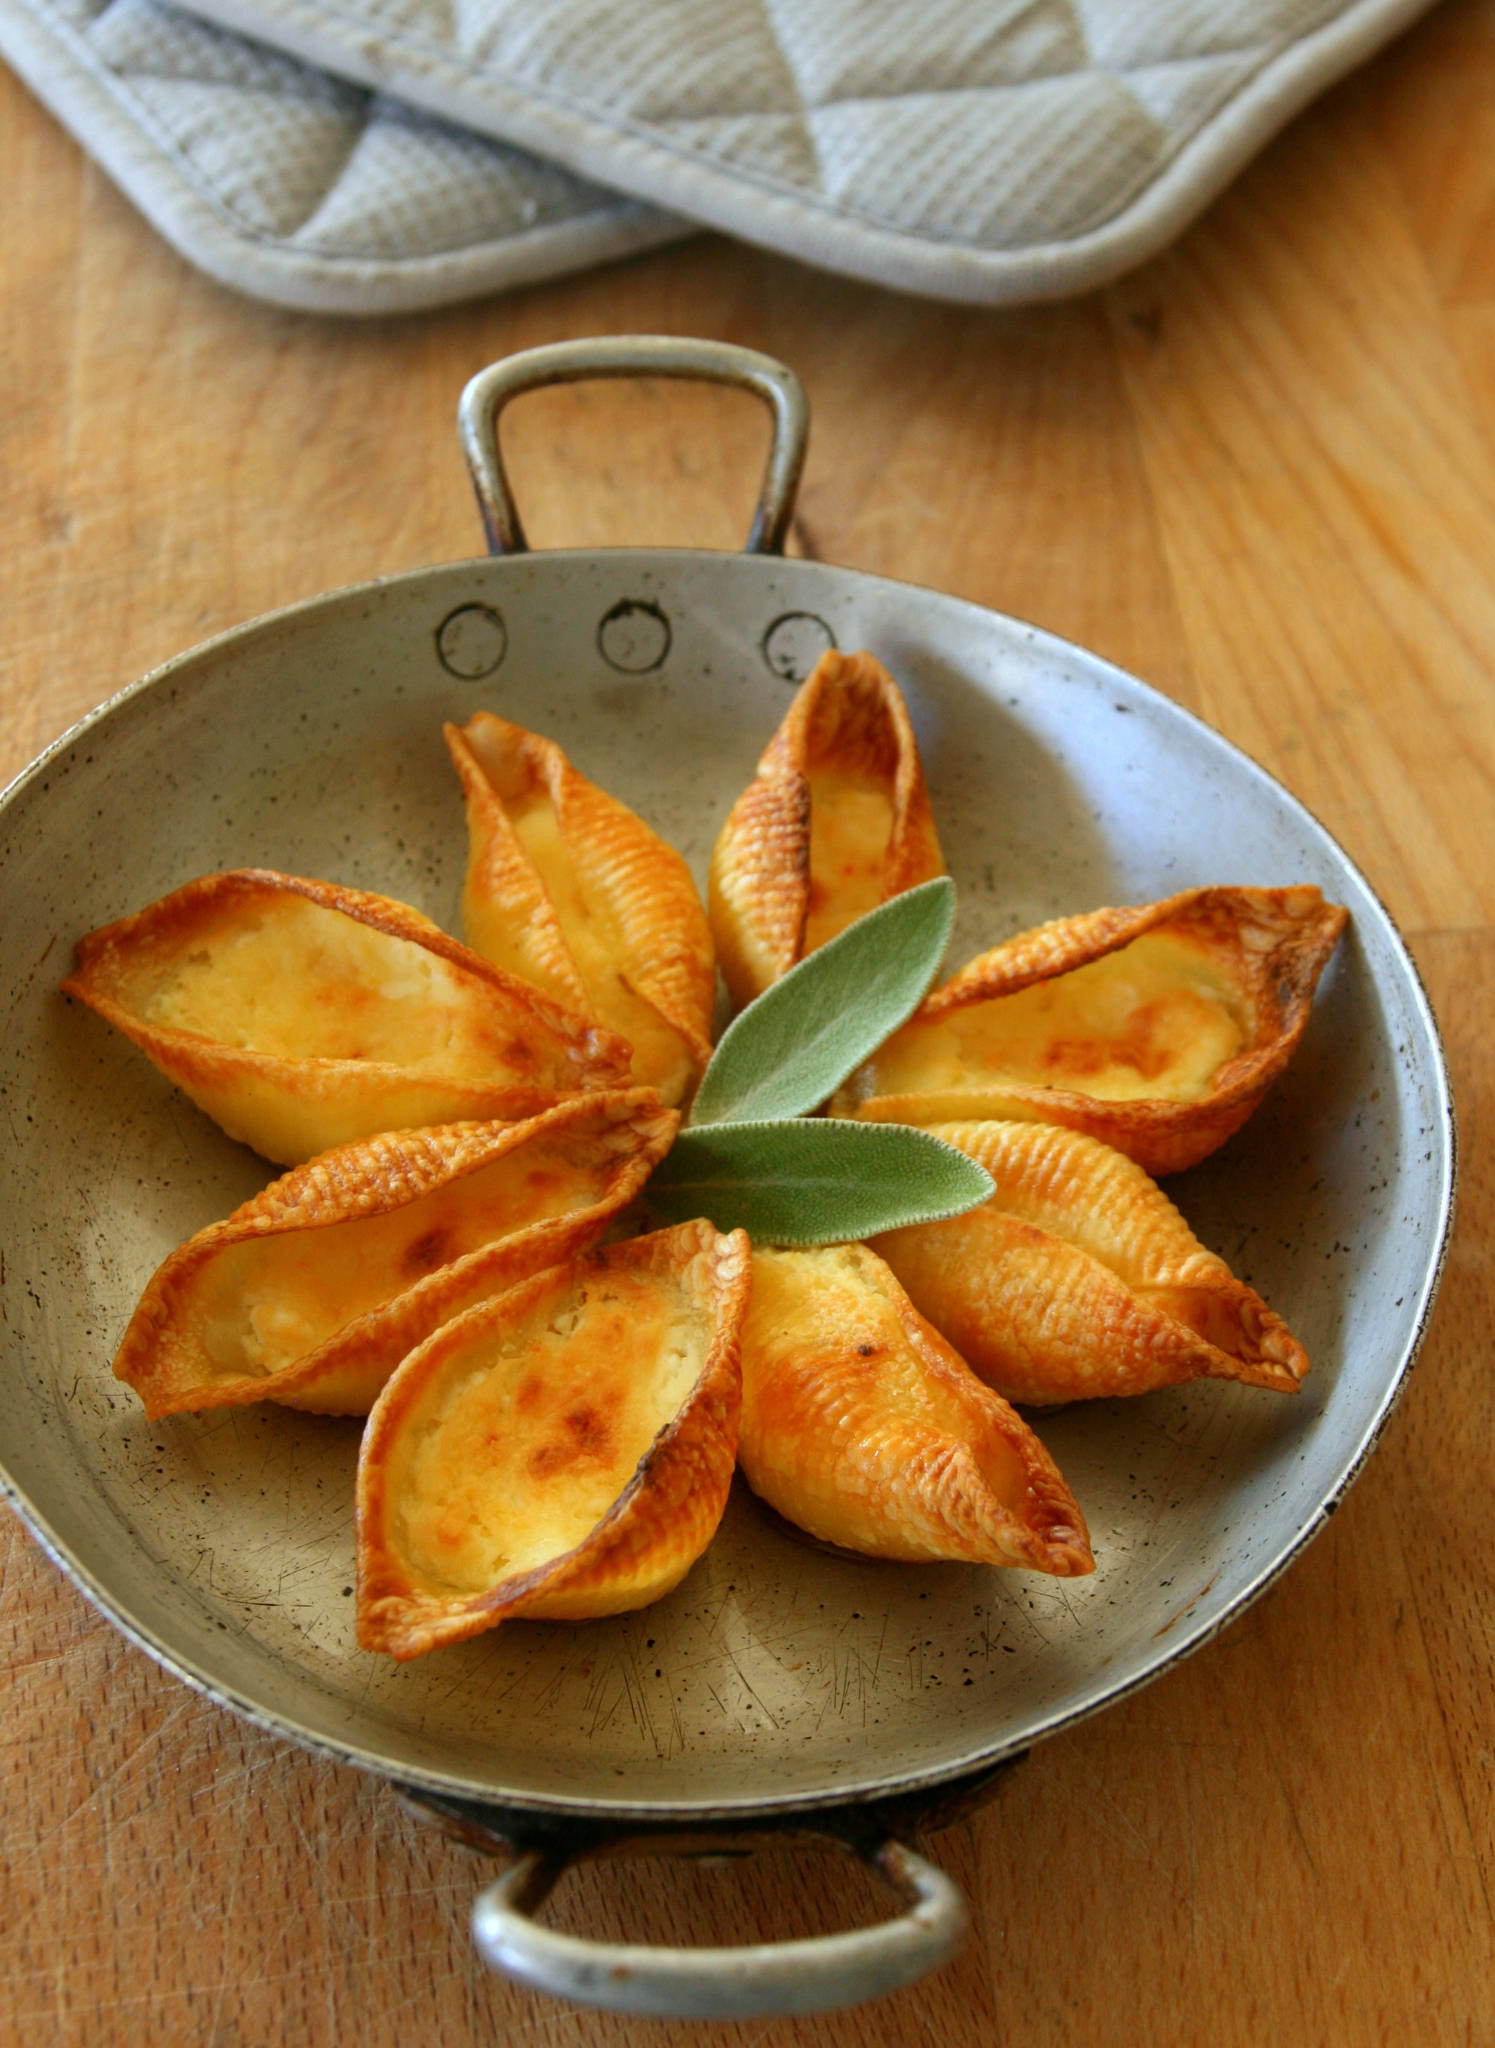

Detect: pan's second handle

[470,1835,968,2020]
[457,337,809,558]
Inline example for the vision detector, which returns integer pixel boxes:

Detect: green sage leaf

[688,877,955,1127]
[644,1117,992,1246]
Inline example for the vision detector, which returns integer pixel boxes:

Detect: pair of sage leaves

[646,879,993,1244]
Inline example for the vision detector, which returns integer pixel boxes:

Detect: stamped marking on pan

[598,599,671,673]
[763,612,836,682]
[437,603,508,679]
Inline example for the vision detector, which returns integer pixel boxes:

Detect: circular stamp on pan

[436,604,508,679]
[762,612,835,682]
[598,599,671,673]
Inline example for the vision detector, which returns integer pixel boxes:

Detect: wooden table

[4,2,1494,2038]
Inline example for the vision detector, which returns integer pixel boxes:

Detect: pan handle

[457,337,809,558]
[468,1833,968,2020]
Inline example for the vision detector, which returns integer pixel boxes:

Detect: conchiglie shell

[62,869,630,1165]
[708,650,945,1007]
[739,1244,1091,1575]
[112,1089,678,1420]
[871,1121,1308,1405]
[356,1221,750,1659]
[446,714,715,1108]
[836,886,1346,1174]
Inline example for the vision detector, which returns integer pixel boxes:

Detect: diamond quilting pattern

[755,0,1088,104]
[1,0,678,307]
[77,0,640,244]
[1,0,1431,307]
[458,0,803,125]
[802,80,1163,246]
[289,94,625,255]
[85,0,346,94]
[128,74,363,235]
[1066,0,1349,68]
[161,0,1425,268]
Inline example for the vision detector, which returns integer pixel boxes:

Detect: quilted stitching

[290,92,627,253]
[160,0,1430,264]
[0,0,1433,308]
[755,0,1089,105]
[0,0,679,295]
[457,0,803,123]
[1068,0,1349,67]
[83,0,646,246]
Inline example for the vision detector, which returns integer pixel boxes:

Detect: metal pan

[0,337,1455,2020]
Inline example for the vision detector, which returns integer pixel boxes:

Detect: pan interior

[0,553,1450,1813]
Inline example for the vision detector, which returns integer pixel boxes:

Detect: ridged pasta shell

[446,714,715,1108]
[739,1245,1092,1574]
[707,650,945,1007]
[356,1221,751,1659]
[112,1089,678,1420]
[836,885,1346,1173]
[871,1120,1308,1404]
[62,869,631,1165]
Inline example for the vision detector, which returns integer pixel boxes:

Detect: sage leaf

[644,1117,992,1246]
[688,877,955,1127]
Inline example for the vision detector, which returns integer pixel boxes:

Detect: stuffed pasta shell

[356,1220,750,1658]
[113,1089,677,1419]
[837,885,1346,1173]
[63,869,630,1164]
[708,650,944,1006]
[872,1120,1308,1404]
[447,713,714,1107]
[739,1243,1092,1574]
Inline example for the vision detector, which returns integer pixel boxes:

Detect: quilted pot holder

[158,0,1436,303]
[0,0,684,313]
[2,0,1435,310]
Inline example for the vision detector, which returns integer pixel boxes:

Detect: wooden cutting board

[3,1,1494,2038]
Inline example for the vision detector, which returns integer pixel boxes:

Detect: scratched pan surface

[0,548,1454,1820]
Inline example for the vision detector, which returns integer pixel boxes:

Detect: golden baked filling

[146,898,483,1066]
[837,885,1346,1173]
[708,649,945,1006]
[357,1220,750,1658]
[871,1120,1308,1404]
[803,770,897,951]
[739,1244,1093,1574]
[447,713,715,1107]
[112,1090,677,1418]
[62,869,630,1164]
[864,933,1245,1102]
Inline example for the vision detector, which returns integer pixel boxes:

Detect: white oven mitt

[0,0,685,312]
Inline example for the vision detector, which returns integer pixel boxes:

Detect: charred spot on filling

[502,1036,539,1074]
[400,1228,453,1276]
[855,1341,880,1359]
[527,1404,614,1478]
[1042,1000,1180,1083]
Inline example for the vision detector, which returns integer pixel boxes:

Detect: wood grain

[4,1,1495,2040]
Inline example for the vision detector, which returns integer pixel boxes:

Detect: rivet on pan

[598,599,671,674]
[436,603,508,679]
[762,612,835,682]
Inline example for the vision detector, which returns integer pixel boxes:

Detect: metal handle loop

[457,337,809,558]
[470,1835,968,2020]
